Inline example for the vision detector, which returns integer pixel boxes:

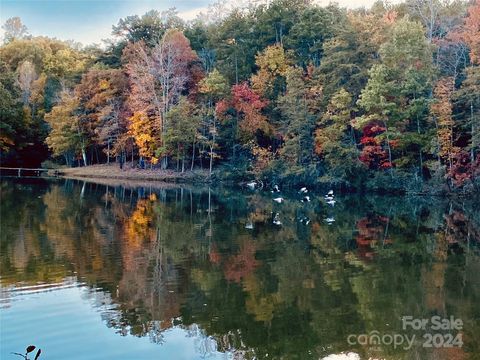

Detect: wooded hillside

[1,0,479,192]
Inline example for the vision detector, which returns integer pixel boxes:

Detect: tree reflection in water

[1,178,479,359]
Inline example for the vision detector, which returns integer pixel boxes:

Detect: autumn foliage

[1,0,479,191]
[431,77,457,165]
[358,122,392,170]
[463,0,480,65]
[223,239,259,283]
[216,82,270,140]
[356,215,391,260]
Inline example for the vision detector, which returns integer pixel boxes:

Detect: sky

[1,0,387,46]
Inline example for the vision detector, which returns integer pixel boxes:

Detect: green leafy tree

[315,89,361,185]
[357,17,434,176]
[112,9,184,47]
[318,13,381,103]
[0,60,23,153]
[199,69,229,174]
[45,91,83,166]
[277,67,322,175]
[285,5,346,66]
[207,9,257,84]
[165,97,201,172]
[252,0,309,48]
[455,66,480,163]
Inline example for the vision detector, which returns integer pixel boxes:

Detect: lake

[1,177,479,360]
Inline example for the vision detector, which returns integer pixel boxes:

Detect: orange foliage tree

[463,0,480,65]
[430,77,458,172]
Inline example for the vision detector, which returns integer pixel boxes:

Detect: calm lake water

[1,177,479,360]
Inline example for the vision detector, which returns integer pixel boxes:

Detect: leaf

[34,349,42,360]
[26,346,36,353]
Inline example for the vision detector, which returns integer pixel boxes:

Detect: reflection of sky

[0,283,231,360]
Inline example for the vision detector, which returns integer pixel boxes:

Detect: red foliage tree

[358,122,392,169]
[446,150,480,187]
[216,82,270,139]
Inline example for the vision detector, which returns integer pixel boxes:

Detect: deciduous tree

[165,97,201,172]
[45,91,83,165]
[277,67,321,171]
[2,17,29,43]
[199,69,229,174]
[251,44,291,99]
[462,0,480,65]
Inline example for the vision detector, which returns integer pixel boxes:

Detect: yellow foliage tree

[128,111,160,164]
[251,44,291,97]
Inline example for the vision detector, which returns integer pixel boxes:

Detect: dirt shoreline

[55,164,213,183]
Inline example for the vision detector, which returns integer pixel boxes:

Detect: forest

[0,0,479,193]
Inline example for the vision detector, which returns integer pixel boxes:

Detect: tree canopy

[1,0,479,192]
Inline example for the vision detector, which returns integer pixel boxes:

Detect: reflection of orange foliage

[355,215,390,260]
[444,210,480,245]
[431,345,467,360]
[422,229,449,313]
[125,197,155,247]
[123,197,157,271]
[224,240,259,283]
[311,222,321,232]
[209,244,221,265]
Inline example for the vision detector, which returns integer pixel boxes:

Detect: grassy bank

[56,164,213,183]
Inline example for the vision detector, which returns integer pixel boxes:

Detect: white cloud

[178,6,209,20]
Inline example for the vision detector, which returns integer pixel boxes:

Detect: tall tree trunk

[95,145,99,164]
[471,102,475,162]
[182,155,185,173]
[176,143,180,171]
[416,114,424,180]
[382,121,393,179]
[81,147,87,167]
[210,114,216,175]
[233,114,238,159]
[209,145,214,175]
[161,156,168,169]
[191,141,195,171]
[235,46,238,85]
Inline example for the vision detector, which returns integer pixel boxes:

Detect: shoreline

[54,164,214,184]
[13,164,473,198]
